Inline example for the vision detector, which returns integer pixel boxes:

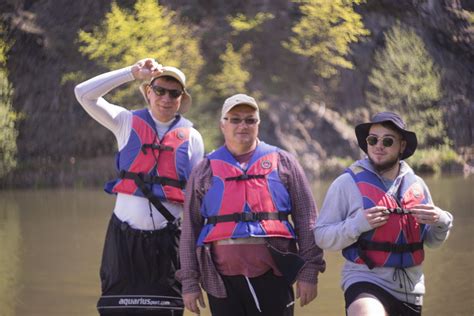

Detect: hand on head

[131,58,163,80]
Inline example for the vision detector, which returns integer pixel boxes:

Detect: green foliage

[466,10,474,24]
[207,43,252,98]
[407,144,464,174]
[191,110,222,153]
[0,73,18,178]
[0,29,18,178]
[60,71,88,86]
[228,12,274,34]
[366,22,444,147]
[283,0,369,78]
[77,0,203,104]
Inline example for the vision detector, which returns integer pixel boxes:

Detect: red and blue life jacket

[196,142,296,246]
[342,165,429,268]
[105,109,192,204]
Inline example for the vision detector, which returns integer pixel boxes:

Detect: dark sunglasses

[366,135,395,147]
[150,85,183,99]
[223,117,259,125]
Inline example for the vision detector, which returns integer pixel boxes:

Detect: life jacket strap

[383,207,412,215]
[141,143,174,154]
[119,170,186,189]
[120,171,176,223]
[225,174,266,181]
[358,239,424,253]
[206,211,289,225]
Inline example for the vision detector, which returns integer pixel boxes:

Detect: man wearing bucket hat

[314,112,453,315]
[176,93,326,316]
[75,58,204,315]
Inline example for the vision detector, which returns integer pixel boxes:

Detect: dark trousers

[97,214,183,316]
[207,270,294,316]
[345,282,422,316]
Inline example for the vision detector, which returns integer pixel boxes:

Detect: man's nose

[375,140,385,149]
[162,92,172,100]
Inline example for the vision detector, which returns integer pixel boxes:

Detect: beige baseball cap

[221,93,259,119]
[139,66,192,114]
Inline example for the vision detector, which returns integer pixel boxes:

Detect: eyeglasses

[223,117,259,125]
[150,85,183,99]
[366,135,396,147]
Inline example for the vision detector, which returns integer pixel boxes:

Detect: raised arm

[74,58,163,135]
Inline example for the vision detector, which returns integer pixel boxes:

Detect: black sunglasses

[223,117,259,125]
[150,85,183,99]
[366,135,395,147]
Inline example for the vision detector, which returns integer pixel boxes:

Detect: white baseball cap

[221,93,259,119]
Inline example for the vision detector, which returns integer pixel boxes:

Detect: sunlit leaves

[208,43,252,98]
[78,0,203,91]
[228,12,274,34]
[284,0,369,78]
[0,27,18,178]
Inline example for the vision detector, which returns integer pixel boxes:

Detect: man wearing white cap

[75,58,204,315]
[314,112,453,315]
[177,93,326,316]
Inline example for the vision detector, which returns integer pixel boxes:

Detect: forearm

[177,200,202,293]
[280,152,325,279]
[314,173,372,250]
[424,208,453,248]
[177,162,208,294]
[314,211,369,250]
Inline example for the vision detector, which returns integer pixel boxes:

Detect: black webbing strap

[358,239,424,253]
[120,170,186,189]
[206,211,289,225]
[141,143,174,154]
[357,244,376,270]
[126,172,176,223]
[357,239,424,270]
[225,174,266,181]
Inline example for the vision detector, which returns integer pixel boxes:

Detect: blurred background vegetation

[0,0,472,187]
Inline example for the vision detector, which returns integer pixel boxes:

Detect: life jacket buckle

[235,212,257,222]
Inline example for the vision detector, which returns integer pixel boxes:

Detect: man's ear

[400,139,407,156]
[219,120,224,132]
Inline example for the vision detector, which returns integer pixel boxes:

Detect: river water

[0,175,472,316]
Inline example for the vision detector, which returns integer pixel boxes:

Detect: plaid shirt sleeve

[175,158,212,294]
[276,150,326,284]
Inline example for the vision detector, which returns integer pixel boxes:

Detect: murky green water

[0,175,472,315]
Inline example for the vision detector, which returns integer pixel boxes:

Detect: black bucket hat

[355,111,418,159]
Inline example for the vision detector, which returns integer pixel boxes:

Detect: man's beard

[369,155,400,174]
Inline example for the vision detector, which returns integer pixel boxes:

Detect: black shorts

[344,282,422,316]
[207,270,294,316]
[97,214,183,315]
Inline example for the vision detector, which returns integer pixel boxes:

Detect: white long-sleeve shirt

[74,66,204,230]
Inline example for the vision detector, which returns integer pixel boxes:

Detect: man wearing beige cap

[177,93,326,316]
[75,58,204,315]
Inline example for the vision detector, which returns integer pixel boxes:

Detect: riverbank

[0,152,471,189]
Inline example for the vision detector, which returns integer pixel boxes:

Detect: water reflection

[0,193,21,316]
[0,175,471,316]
